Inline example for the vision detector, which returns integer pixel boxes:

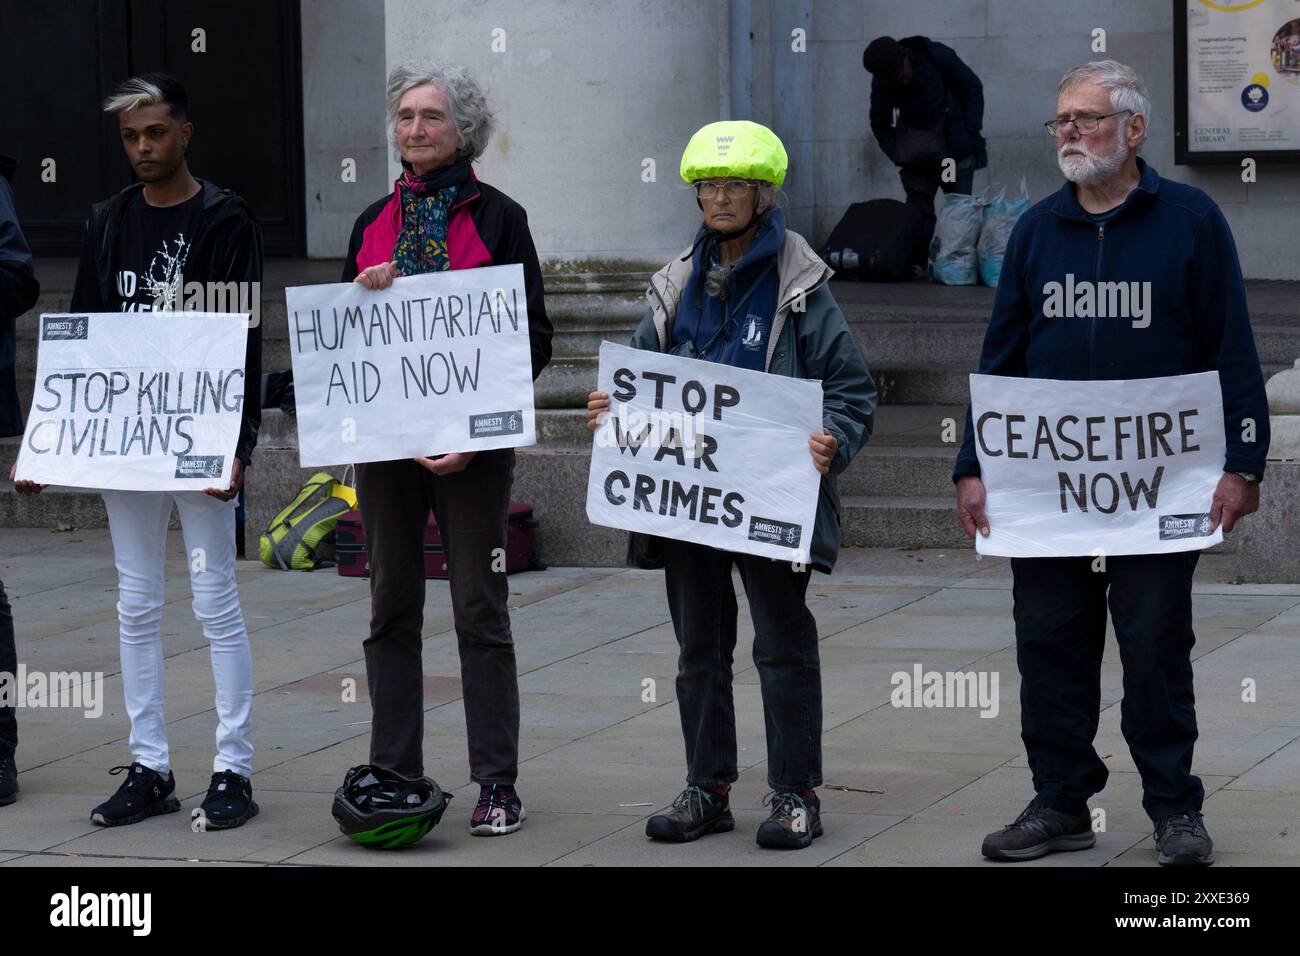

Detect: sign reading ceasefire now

[970,371,1227,557]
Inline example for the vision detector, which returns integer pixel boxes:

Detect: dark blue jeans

[662,539,821,791]
[0,580,15,758]
[1011,552,1203,823]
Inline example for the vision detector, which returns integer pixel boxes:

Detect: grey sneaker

[645,786,734,843]
[981,798,1095,861]
[756,790,823,849]
[1154,811,1214,866]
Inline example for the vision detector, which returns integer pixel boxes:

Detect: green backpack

[259,470,358,571]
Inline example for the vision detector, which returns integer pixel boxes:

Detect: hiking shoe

[981,798,1095,861]
[756,790,823,849]
[195,770,259,831]
[1154,811,1214,866]
[90,762,181,826]
[0,749,16,806]
[645,785,735,843]
[469,783,526,835]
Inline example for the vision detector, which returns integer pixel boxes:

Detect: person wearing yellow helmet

[587,120,877,850]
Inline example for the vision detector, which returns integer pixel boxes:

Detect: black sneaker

[1154,811,1214,866]
[194,770,259,831]
[756,789,823,849]
[981,798,1095,861]
[90,762,181,826]
[0,749,16,806]
[645,786,735,843]
[469,783,526,836]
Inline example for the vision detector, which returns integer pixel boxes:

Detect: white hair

[1058,59,1152,147]
[386,62,496,162]
[103,77,165,116]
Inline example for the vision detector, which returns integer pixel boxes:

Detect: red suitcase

[335,504,544,579]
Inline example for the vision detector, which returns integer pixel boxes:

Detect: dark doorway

[0,0,305,256]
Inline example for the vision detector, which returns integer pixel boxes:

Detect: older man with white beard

[951,60,1270,866]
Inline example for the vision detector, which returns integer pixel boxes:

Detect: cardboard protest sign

[970,371,1227,557]
[586,342,823,563]
[14,312,249,492]
[285,264,535,467]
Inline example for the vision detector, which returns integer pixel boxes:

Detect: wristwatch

[1230,471,1260,483]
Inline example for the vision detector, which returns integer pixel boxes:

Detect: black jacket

[870,36,987,169]
[0,155,40,438]
[953,158,1270,481]
[70,179,263,465]
[341,175,553,382]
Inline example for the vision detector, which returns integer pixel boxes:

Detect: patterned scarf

[391,156,472,276]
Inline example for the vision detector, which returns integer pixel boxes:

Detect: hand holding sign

[8,462,46,495]
[1209,471,1259,534]
[416,451,477,476]
[354,260,402,291]
[587,390,611,432]
[808,431,838,475]
[955,475,990,538]
[203,456,244,501]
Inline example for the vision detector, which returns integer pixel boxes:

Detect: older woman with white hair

[338,62,552,838]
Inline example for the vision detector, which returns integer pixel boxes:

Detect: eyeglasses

[694,180,757,199]
[1044,109,1133,136]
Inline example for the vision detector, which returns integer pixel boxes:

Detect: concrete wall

[297,0,1300,279]
[300,0,389,258]
[803,0,1300,279]
[383,0,728,268]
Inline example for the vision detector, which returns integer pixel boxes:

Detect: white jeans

[101,490,253,778]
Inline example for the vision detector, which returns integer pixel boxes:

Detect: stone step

[0,440,1241,566]
[20,277,1300,385]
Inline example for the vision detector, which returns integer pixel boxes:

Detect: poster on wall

[1175,0,1300,164]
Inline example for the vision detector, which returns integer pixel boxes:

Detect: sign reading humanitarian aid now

[586,342,823,563]
[14,312,249,491]
[971,371,1226,558]
[285,265,535,466]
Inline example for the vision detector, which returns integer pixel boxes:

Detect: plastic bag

[929,192,982,285]
[977,178,1030,288]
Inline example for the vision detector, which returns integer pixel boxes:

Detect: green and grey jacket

[627,229,876,572]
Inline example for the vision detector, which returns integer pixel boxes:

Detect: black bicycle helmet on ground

[331,764,452,849]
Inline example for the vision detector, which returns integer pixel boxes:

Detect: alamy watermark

[0,667,104,718]
[890,665,999,719]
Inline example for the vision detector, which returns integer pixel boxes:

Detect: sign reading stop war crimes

[14,313,249,491]
[971,371,1227,558]
[285,264,535,466]
[586,342,823,563]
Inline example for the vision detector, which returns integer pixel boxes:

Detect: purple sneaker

[469,783,526,835]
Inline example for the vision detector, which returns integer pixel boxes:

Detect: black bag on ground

[820,199,923,282]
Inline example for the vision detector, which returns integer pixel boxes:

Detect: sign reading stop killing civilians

[586,342,823,563]
[970,371,1227,558]
[15,312,249,491]
[285,264,535,466]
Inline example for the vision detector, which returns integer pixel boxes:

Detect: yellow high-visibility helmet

[679,120,788,189]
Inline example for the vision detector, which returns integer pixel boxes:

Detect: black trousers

[899,161,975,269]
[0,580,15,757]
[1011,552,1204,822]
[355,449,519,784]
[662,538,822,790]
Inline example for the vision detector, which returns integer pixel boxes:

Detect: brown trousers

[355,449,519,784]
